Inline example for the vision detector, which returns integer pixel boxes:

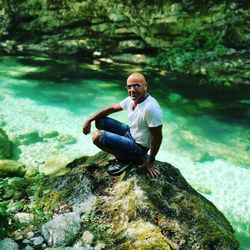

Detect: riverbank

[0,0,249,86]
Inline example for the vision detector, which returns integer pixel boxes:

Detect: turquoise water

[0,56,249,249]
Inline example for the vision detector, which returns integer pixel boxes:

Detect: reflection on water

[0,56,249,249]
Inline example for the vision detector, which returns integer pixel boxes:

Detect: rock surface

[41,212,82,247]
[0,1,248,54]
[0,238,19,250]
[34,152,239,249]
[40,153,71,177]
[0,160,26,177]
[0,152,239,249]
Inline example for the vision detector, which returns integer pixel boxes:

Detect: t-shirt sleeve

[119,97,129,110]
[146,106,163,127]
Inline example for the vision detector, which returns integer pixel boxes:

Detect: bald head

[126,72,148,102]
[127,72,146,84]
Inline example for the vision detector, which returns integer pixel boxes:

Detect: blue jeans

[97,117,149,163]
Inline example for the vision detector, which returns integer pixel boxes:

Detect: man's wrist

[147,155,155,163]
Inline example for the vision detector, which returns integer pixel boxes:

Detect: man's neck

[132,93,149,110]
[134,93,149,105]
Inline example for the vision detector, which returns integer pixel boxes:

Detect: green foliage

[0,175,50,238]
[81,210,114,248]
[0,202,8,239]
[32,208,52,227]
[155,24,226,67]
[151,21,239,86]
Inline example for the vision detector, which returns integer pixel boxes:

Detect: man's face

[126,77,147,102]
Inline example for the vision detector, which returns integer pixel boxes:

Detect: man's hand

[143,161,159,178]
[82,121,91,135]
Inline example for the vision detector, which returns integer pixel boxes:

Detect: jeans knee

[92,130,102,145]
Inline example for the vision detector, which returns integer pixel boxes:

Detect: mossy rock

[33,152,238,249]
[39,153,71,177]
[0,160,26,177]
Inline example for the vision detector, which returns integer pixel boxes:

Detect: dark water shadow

[146,70,250,126]
[15,56,127,83]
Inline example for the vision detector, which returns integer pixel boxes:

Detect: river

[0,56,249,249]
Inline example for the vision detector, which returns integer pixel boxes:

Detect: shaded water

[0,56,249,249]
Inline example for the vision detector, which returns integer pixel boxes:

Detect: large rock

[0,127,11,159]
[0,160,26,177]
[41,212,82,247]
[39,153,71,176]
[35,152,239,249]
[0,238,19,250]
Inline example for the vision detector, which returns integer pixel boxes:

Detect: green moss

[0,128,11,159]
[89,177,171,248]
[36,189,69,211]
[66,155,89,168]
[0,160,26,177]
[85,151,110,167]
[0,202,8,239]
[120,220,170,250]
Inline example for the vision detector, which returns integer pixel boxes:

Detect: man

[82,72,163,177]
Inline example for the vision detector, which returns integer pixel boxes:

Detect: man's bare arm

[144,125,163,177]
[83,104,122,135]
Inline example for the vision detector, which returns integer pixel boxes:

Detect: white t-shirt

[119,95,163,148]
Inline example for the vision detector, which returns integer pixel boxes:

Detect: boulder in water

[0,160,26,177]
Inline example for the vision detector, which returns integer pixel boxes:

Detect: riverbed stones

[42,130,60,139]
[81,231,94,245]
[14,213,34,224]
[30,236,45,246]
[41,212,82,247]
[12,130,43,146]
[57,134,77,145]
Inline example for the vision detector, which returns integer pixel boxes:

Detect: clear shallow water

[0,56,249,249]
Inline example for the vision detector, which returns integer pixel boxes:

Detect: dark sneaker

[107,161,132,176]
